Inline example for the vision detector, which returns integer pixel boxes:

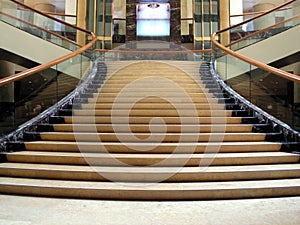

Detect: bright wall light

[136,3,170,36]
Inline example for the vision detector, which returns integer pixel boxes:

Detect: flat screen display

[136,3,170,37]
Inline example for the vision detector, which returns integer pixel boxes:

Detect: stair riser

[91,93,218,98]
[1,183,300,200]
[38,133,267,142]
[97,85,217,94]
[97,88,220,93]
[65,117,244,124]
[87,98,220,104]
[51,125,254,133]
[24,142,282,153]
[78,103,228,110]
[72,110,232,117]
[98,85,212,90]
[101,81,218,87]
[6,155,299,166]
[1,168,300,182]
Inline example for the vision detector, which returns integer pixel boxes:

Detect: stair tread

[38,131,269,135]
[1,177,300,190]
[35,132,268,142]
[6,151,297,166]
[52,124,253,128]
[25,140,280,146]
[63,116,246,124]
[2,162,300,173]
[78,103,229,109]
[6,151,296,158]
[23,141,282,153]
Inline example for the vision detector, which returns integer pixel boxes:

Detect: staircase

[0,60,300,200]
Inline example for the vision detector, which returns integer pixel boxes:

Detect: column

[1,0,18,26]
[1,0,17,9]
[113,0,126,35]
[252,2,275,30]
[33,2,55,12]
[76,0,87,46]
[219,0,230,46]
[24,0,57,32]
[126,0,136,42]
[0,61,15,113]
[294,63,300,104]
[293,1,300,26]
[181,0,188,35]
[65,0,76,25]
[230,0,244,26]
[170,0,181,44]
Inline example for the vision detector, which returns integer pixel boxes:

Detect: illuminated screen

[136,3,170,37]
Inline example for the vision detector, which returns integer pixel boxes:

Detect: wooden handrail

[211,32,300,83]
[0,32,97,87]
[227,14,300,48]
[211,0,300,84]
[0,11,81,48]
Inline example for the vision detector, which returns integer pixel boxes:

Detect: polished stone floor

[0,195,300,225]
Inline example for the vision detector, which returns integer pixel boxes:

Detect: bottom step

[0,177,300,200]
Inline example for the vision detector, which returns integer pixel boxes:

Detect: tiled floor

[0,195,300,225]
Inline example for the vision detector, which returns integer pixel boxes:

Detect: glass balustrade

[0,0,96,138]
[213,1,300,131]
[0,0,83,51]
[229,1,300,51]
[0,53,96,137]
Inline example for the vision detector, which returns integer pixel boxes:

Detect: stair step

[39,124,255,133]
[86,92,223,98]
[1,177,300,200]
[29,132,270,142]
[23,141,282,153]
[102,79,216,85]
[97,86,220,92]
[97,88,222,93]
[4,151,299,166]
[85,97,223,104]
[76,103,235,110]
[1,163,300,182]
[70,109,234,117]
[62,116,252,124]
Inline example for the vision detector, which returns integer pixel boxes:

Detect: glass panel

[0,71,56,136]
[212,0,300,131]
[0,0,96,138]
[213,46,300,131]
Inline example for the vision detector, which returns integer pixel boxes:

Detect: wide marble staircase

[0,60,300,200]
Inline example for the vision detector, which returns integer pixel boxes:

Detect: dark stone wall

[126,0,137,42]
[170,0,181,44]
